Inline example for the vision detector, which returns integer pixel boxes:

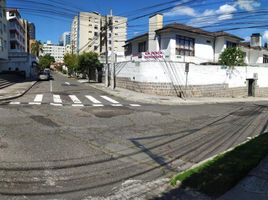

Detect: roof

[156,23,213,37]
[125,33,148,43]
[212,31,244,40]
[157,23,244,40]
[126,22,244,43]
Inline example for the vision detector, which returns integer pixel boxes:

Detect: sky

[7,0,268,44]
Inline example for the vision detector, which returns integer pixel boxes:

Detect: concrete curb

[0,81,37,101]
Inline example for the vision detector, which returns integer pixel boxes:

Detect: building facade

[125,14,244,64]
[240,33,268,66]
[60,31,71,46]
[20,19,30,53]
[41,41,66,63]
[71,12,127,58]
[6,9,26,53]
[28,22,35,40]
[0,1,9,60]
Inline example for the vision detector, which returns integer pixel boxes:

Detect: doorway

[247,79,256,97]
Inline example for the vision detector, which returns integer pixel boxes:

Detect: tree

[38,54,55,70]
[219,47,245,69]
[64,53,78,75]
[77,52,102,81]
[31,40,43,57]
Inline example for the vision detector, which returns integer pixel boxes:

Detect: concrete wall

[0,52,37,78]
[113,61,268,97]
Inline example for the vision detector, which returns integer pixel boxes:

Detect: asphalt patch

[30,115,60,127]
[83,107,134,118]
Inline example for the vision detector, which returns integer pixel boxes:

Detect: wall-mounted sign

[144,51,164,59]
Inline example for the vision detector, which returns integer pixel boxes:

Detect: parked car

[44,68,51,77]
[38,71,50,81]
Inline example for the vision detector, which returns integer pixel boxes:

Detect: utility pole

[105,16,109,87]
[110,10,115,90]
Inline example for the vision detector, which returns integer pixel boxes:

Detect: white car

[38,71,50,81]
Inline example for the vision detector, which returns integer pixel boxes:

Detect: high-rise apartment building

[6,9,26,53]
[0,1,8,60]
[71,12,127,57]
[59,32,71,46]
[28,22,35,40]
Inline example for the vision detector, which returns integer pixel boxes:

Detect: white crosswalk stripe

[69,95,82,104]
[53,95,62,104]
[111,104,123,107]
[100,96,119,104]
[8,94,142,107]
[9,102,20,105]
[129,104,141,107]
[85,95,101,104]
[50,103,63,107]
[29,102,41,105]
[34,94,43,102]
[28,94,43,105]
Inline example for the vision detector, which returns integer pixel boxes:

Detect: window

[226,41,237,48]
[264,55,268,63]
[176,35,195,56]
[94,46,98,51]
[94,32,98,37]
[138,41,146,53]
[125,43,132,56]
[94,26,98,30]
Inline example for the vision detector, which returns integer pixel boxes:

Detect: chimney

[250,33,262,47]
[148,13,163,52]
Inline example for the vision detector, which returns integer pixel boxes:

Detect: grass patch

[170,133,268,197]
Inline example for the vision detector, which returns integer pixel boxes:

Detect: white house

[107,14,268,98]
[125,14,268,66]
[240,33,268,66]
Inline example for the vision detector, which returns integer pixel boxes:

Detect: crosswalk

[9,94,141,107]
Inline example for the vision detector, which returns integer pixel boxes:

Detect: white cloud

[216,4,237,15]
[164,6,197,17]
[236,0,260,11]
[189,4,236,26]
[263,31,268,42]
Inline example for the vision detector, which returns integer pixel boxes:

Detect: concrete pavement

[85,82,268,105]
[0,72,268,199]
[0,80,37,101]
[219,155,268,200]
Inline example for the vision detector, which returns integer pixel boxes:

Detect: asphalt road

[0,72,268,199]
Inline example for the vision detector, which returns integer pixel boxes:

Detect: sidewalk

[0,80,37,101]
[218,155,268,200]
[83,82,268,105]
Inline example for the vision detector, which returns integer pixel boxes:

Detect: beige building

[0,1,8,60]
[20,19,30,53]
[71,12,127,59]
